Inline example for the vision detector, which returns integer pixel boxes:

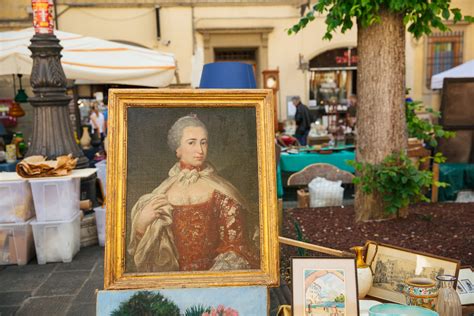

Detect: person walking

[292,96,312,145]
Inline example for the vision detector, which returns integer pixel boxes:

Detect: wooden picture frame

[104,89,279,290]
[291,257,360,316]
[440,77,474,130]
[365,241,460,304]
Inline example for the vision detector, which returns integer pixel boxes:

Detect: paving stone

[0,291,31,306]
[35,271,90,296]
[16,296,73,316]
[3,262,57,274]
[0,305,20,316]
[67,303,96,316]
[54,252,98,272]
[73,276,103,304]
[55,245,101,272]
[90,260,104,280]
[0,270,51,292]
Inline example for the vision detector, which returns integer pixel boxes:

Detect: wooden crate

[297,188,310,208]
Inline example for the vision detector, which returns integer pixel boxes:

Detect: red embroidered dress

[172,190,257,271]
[128,162,259,272]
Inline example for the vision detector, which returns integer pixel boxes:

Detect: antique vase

[351,246,373,299]
[80,126,92,150]
[404,277,438,311]
[435,275,462,316]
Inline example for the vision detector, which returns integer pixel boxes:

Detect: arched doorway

[309,47,358,106]
[308,47,358,127]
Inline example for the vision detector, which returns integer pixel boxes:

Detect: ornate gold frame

[104,89,279,290]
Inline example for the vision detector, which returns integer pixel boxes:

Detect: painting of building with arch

[304,269,346,316]
[292,258,359,316]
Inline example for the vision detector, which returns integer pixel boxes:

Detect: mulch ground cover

[280,202,474,271]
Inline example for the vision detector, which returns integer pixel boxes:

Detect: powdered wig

[167,114,208,152]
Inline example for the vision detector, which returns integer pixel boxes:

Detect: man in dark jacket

[292,96,312,145]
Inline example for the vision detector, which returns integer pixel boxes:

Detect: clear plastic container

[95,160,106,195]
[94,207,106,247]
[0,179,35,222]
[29,177,80,222]
[30,212,80,264]
[0,219,35,265]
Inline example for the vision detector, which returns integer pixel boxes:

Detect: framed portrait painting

[291,257,360,316]
[104,89,279,290]
[365,241,460,304]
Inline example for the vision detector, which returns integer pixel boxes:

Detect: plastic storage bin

[0,179,35,222]
[95,160,106,194]
[30,212,81,264]
[30,177,80,222]
[0,219,35,265]
[94,207,106,246]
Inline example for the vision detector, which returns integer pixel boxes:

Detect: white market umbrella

[431,59,474,89]
[0,28,176,87]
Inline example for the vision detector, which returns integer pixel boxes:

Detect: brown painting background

[125,106,259,272]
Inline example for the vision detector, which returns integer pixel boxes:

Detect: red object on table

[0,99,18,128]
[279,135,299,147]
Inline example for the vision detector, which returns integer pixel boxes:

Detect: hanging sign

[32,0,54,34]
[310,48,358,69]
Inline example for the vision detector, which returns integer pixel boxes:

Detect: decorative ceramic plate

[369,303,439,316]
[359,300,382,316]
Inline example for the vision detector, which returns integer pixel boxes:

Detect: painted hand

[135,194,170,235]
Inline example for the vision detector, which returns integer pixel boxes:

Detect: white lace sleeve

[210,251,251,271]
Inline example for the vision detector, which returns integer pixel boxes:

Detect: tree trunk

[355,9,408,222]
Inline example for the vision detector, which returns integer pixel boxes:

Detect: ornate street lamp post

[26,0,88,168]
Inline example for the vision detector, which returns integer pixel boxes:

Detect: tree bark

[355,9,408,222]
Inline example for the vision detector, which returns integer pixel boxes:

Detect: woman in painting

[128,114,259,273]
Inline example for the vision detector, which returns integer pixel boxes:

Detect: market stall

[0,28,176,87]
[431,59,474,90]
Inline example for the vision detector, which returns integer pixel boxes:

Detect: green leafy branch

[348,152,448,215]
[406,100,455,147]
[288,0,474,40]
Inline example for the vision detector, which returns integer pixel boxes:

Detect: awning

[0,28,176,87]
[431,59,474,90]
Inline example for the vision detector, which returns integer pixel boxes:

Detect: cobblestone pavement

[0,246,103,316]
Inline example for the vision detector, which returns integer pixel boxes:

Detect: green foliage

[111,291,180,316]
[349,152,448,215]
[185,304,212,316]
[334,293,345,303]
[406,100,455,147]
[288,0,474,40]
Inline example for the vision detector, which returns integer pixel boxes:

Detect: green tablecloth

[277,150,355,197]
[280,150,355,173]
[438,163,474,201]
[277,165,284,198]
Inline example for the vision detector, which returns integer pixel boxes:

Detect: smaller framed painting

[365,241,460,304]
[291,257,359,316]
[457,266,474,305]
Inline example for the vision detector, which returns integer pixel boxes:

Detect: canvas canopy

[0,28,176,87]
[431,59,474,89]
